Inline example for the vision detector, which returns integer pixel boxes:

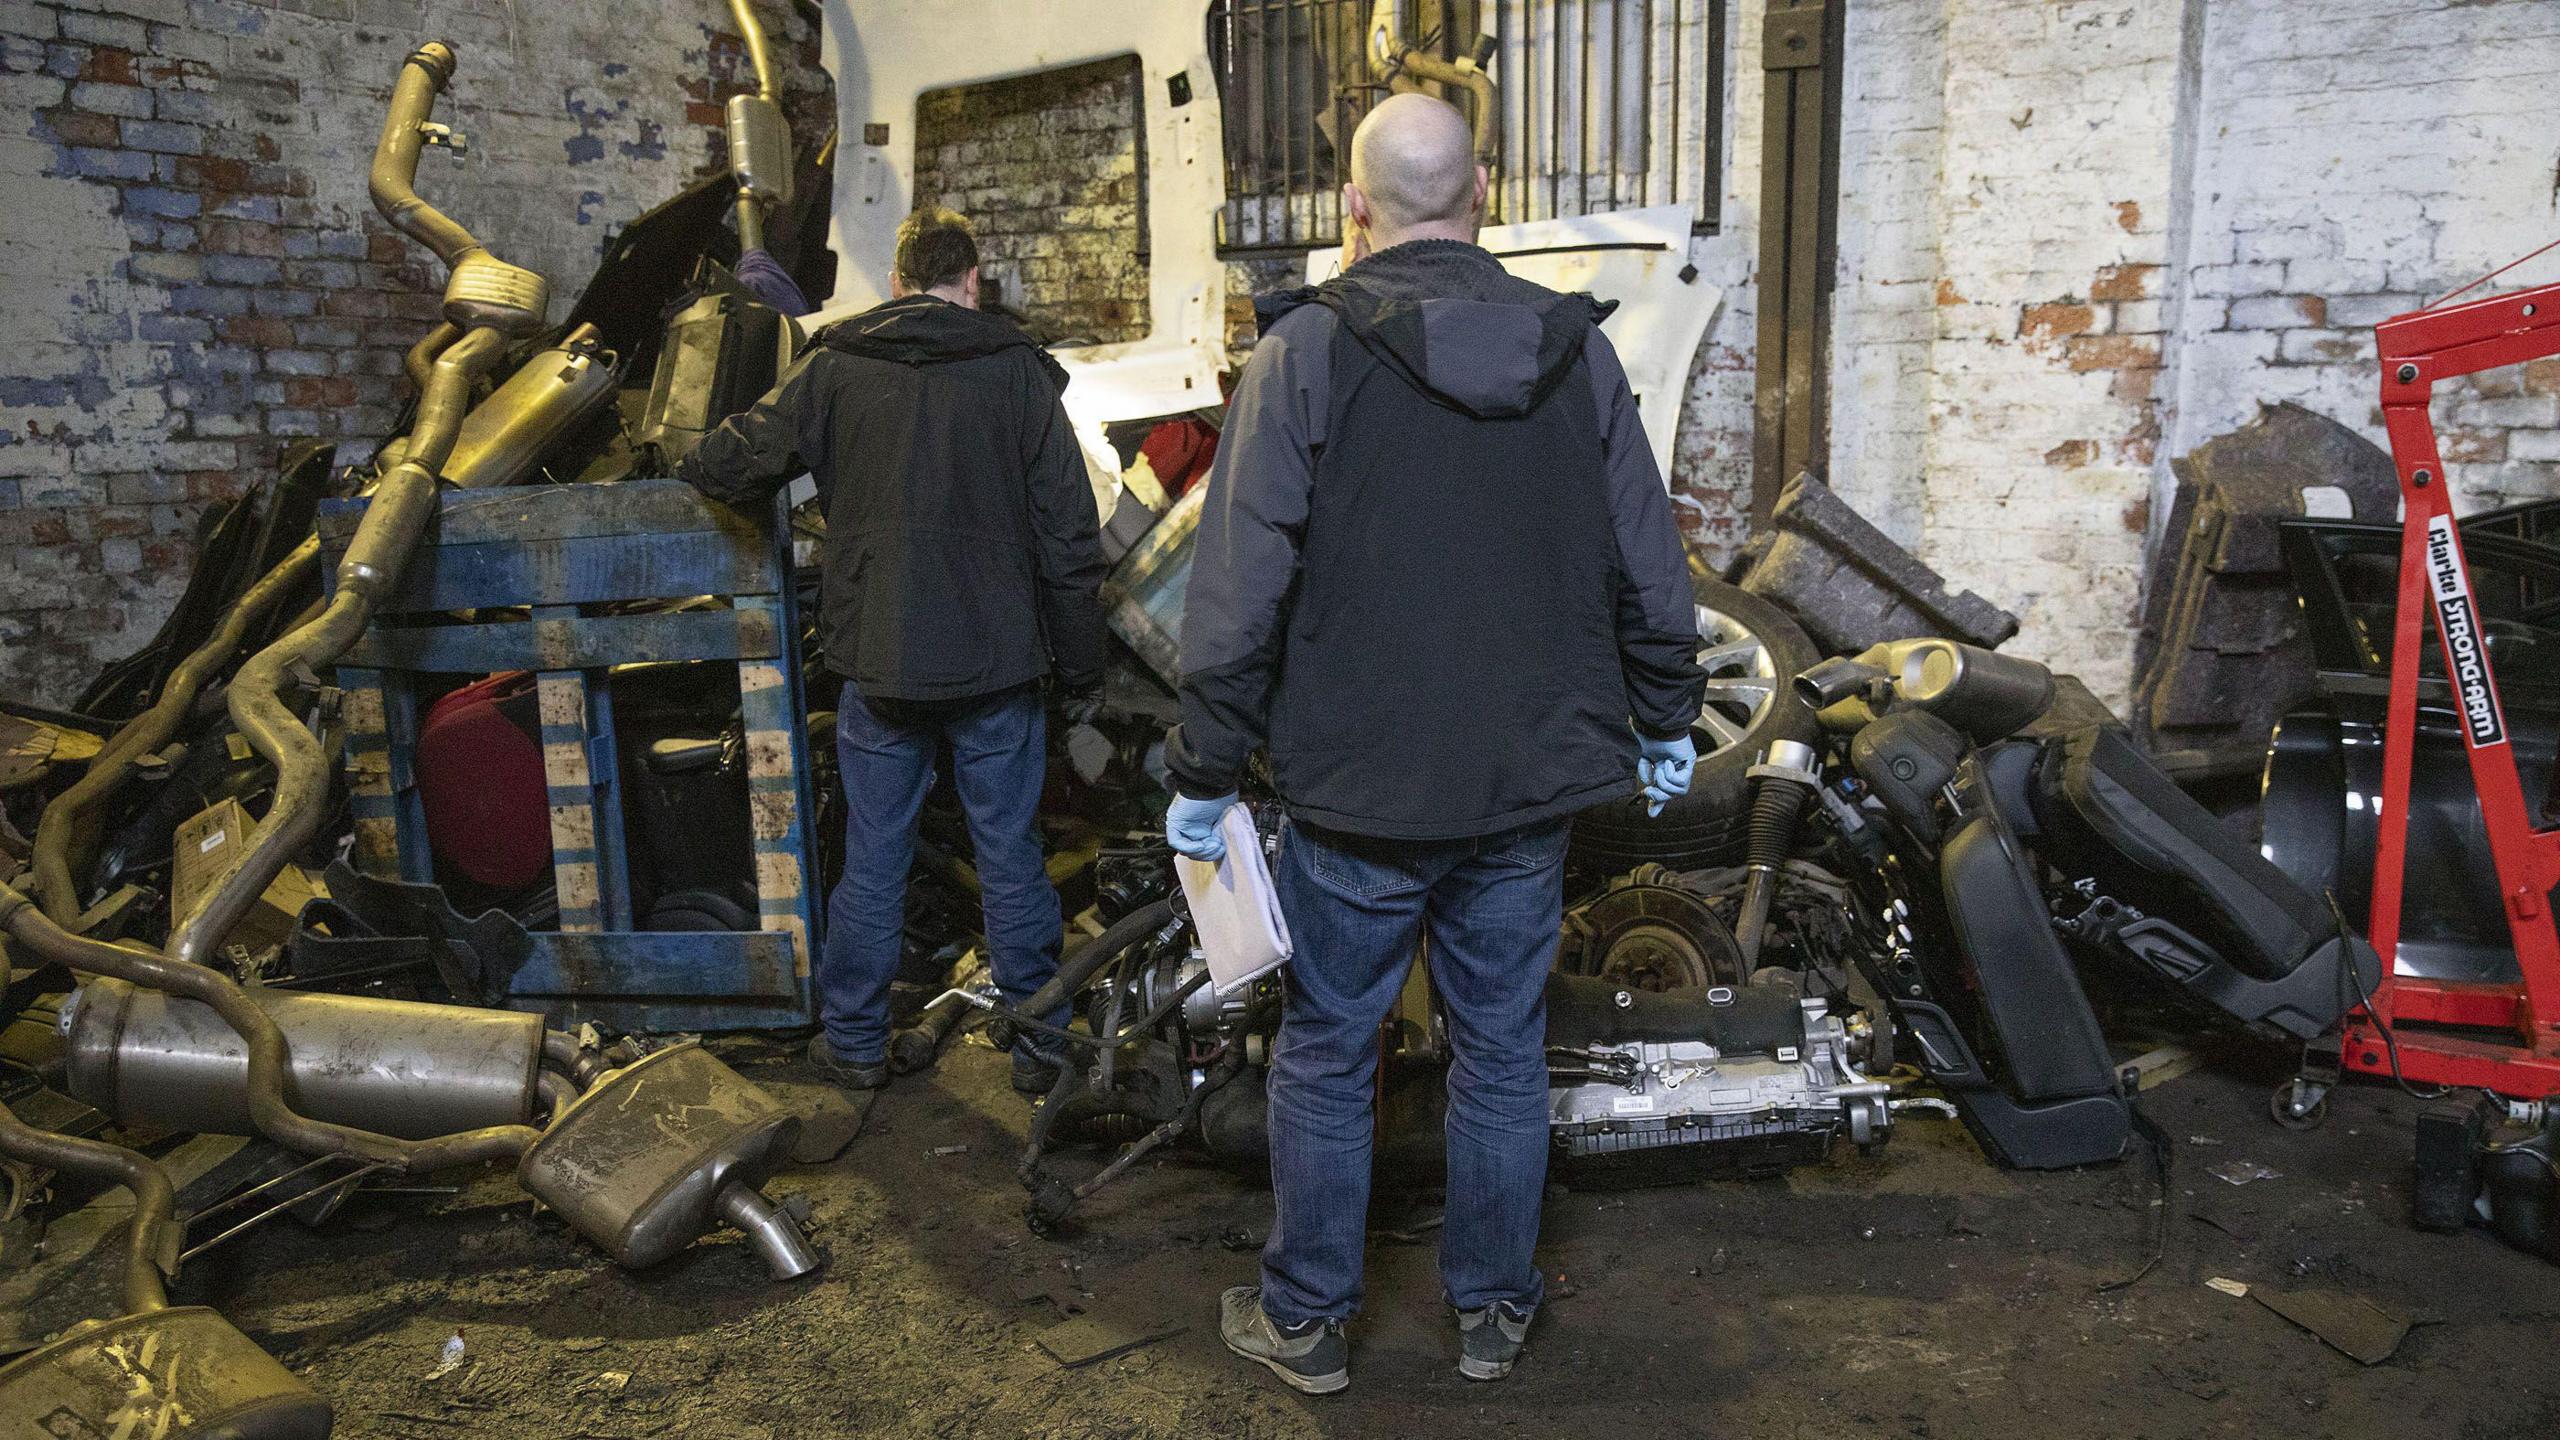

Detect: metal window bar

[1212,0,1724,255]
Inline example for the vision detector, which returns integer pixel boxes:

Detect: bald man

[1164,94,1705,1392]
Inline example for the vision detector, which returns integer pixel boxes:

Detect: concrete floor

[186,1029,2560,1439]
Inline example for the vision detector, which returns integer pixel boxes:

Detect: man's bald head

[1346,93,1483,242]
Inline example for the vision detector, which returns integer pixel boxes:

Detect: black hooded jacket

[1166,240,1704,839]
[677,293,1108,702]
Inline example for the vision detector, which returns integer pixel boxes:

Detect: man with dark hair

[1165,94,1704,1392]
[895,204,981,295]
[679,204,1104,1095]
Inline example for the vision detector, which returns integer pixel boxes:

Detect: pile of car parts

[2,26,834,1433]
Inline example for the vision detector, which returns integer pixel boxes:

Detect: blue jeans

[819,681,1065,1065]
[1260,819,1565,1327]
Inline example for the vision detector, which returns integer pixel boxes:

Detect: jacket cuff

[1631,713,1698,742]
[1171,774,1240,802]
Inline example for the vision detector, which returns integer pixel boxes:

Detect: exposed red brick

[1935,278,1966,306]
[2114,200,2141,233]
[219,314,295,348]
[2021,302,2097,344]
[175,156,251,191]
[283,376,358,407]
[2044,439,2097,469]
[2109,365,2164,404]
[43,108,121,148]
[2066,334,2162,372]
[687,101,725,127]
[2441,428,2507,463]
[200,219,285,258]
[366,231,406,265]
[2294,295,2327,325]
[2122,497,2151,532]
[2522,358,2560,395]
[82,47,138,86]
[2089,263,2160,303]
[142,58,214,89]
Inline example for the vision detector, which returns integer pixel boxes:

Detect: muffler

[61,978,545,1141]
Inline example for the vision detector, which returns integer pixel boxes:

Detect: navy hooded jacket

[1166,240,1704,839]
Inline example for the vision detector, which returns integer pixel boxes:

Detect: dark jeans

[1260,818,1565,1327]
[819,681,1065,1065]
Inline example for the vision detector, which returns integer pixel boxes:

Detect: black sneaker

[1220,1286,1348,1395]
[1456,1302,1531,1381]
[806,1034,887,1091]
[1011,1048,1063,1097]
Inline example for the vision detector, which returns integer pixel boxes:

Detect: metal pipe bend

[0,1094,173,1316]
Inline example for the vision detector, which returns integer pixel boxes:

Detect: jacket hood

[1260,239,1614,419]
[814,294,1068,393]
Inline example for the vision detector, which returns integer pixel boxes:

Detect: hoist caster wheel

[2270,1079,2330,1131]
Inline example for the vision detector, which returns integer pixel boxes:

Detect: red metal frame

[2354,280,2560,1096]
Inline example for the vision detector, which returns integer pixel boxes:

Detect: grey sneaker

[1456,1302,1532,1381]
[807,1034,888,1091]
[1220,1286,1348,1395]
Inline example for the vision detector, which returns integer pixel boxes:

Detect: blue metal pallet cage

[313,478,821,1033]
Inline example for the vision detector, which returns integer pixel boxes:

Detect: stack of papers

[1174,808,1293,993]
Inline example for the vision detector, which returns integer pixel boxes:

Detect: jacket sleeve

[1163,306,1329,800]
[674,353,822,509]
[1021,378,1110,692]
[1587,332,1705,739]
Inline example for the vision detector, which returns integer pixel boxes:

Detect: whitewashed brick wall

[1824,0,2560,706]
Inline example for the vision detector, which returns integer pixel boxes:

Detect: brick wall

[912,56,1147,347]
[0,0,828,708]
[2161,0,2560,506]
[1819,0,2560,706]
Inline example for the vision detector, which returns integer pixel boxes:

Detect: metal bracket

[1764,4,1826,69]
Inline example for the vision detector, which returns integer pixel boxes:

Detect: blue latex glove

[1166,792,1240,862]
[1636,732,1697,817]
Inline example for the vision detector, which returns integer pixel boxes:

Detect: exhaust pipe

[0,1097,172,1317]
[5,884,543,1174]
[28,535,319,926]
[722,0,794,251]
[1367,0,1500,169]
[170,42,544,972]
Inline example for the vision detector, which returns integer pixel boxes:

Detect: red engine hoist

[2354,270,2560,1098]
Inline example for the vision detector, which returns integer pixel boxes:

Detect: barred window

[1209,0,1726,256]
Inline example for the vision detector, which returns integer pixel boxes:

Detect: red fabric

[1139,417,1220,498]
[416,671,552,891]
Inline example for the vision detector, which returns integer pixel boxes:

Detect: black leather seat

[2030,725,2379,1040]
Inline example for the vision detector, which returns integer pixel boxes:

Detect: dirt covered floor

[183,1028,2559,1440]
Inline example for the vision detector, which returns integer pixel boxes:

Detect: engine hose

[929,899,1199,1054]
[29,536,322,925]
[969,962,1213,1054]
[1012,899,1179,1025]
[1,885,542,1175]
[1734,779,1815,968]
[0,1095,173,1316]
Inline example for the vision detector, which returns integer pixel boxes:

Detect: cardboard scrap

[2252,1287,2410,1366]
[1035,1312,1182,1369]
[173,797,323,954]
